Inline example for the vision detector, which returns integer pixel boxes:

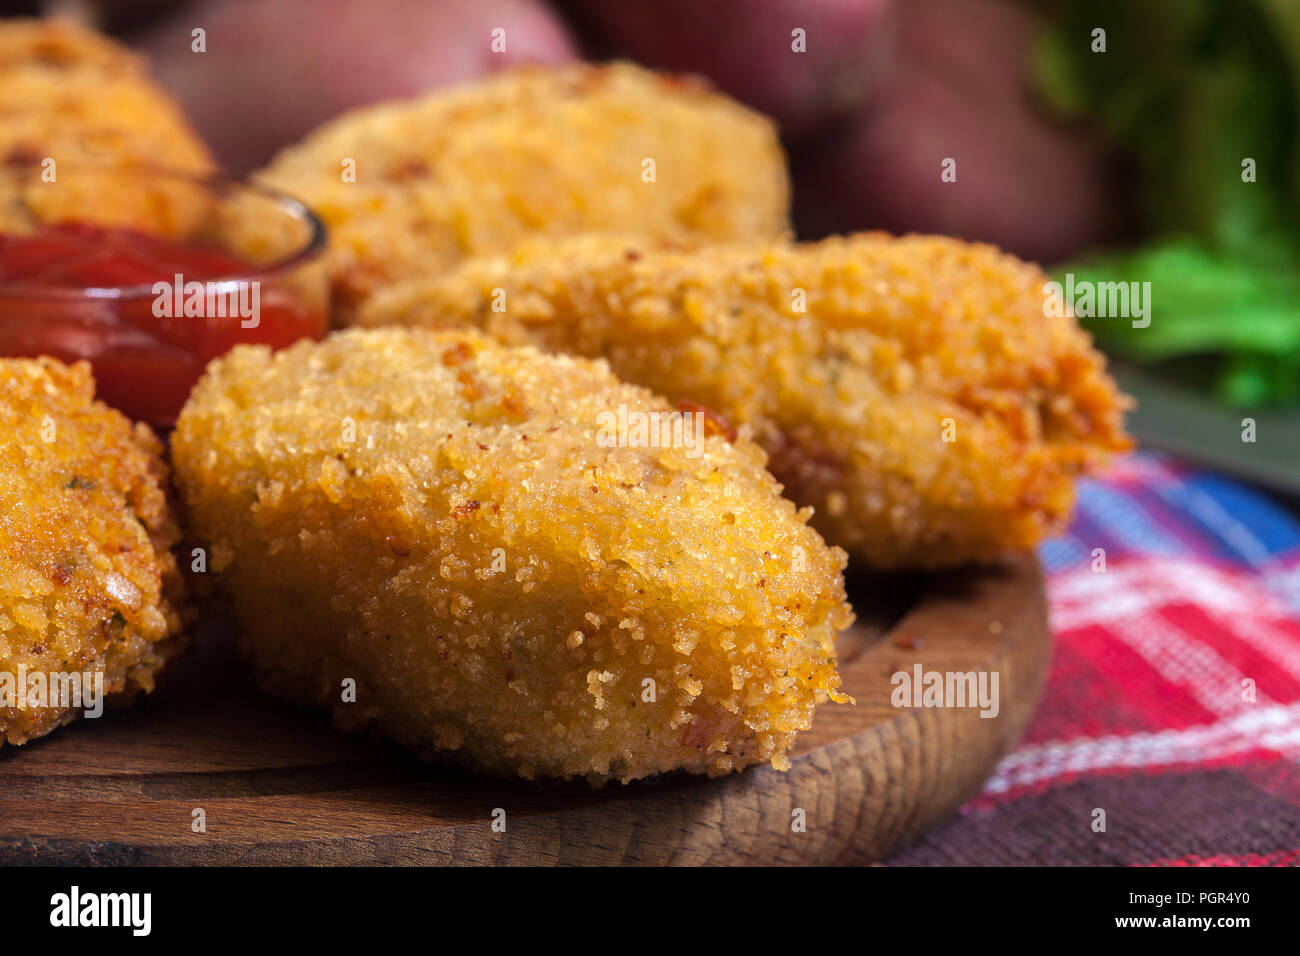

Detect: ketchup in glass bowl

[0,162,328,427]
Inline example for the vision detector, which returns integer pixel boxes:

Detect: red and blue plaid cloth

[890,452,1300,866]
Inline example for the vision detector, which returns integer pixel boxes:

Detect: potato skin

[359,233,1132,569]
[135,0,578,174]
[0,358,187,746]
[0,18,215,235]
[171,328,851,784]
[256,62,790,321]
[791,0,1117,263]
[570,0,896,135]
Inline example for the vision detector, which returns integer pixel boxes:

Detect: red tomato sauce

[0,223,326,426]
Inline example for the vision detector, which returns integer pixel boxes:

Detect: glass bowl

[0,161,328,427]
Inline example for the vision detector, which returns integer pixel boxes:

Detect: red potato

[792,0,1119,263]
[131,0,577,173]
[568,0,897,135]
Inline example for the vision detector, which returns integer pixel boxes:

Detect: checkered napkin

[888,453,1300,866]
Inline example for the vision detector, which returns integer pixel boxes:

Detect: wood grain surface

[0,553,1050,865]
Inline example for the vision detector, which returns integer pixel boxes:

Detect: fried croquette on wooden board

[171,328,853,784]
[0,358,188,746]
[257,62,790,321]
[0,18,214,234]
[359,233,1133,569]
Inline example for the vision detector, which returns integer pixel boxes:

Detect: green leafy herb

[1035,0,1300,406]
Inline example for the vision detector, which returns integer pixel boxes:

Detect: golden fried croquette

[256,62,790,321]
[358,233,1133,569]
[0,358,187,746]
[171,328,852,783]
[0,18,214,235]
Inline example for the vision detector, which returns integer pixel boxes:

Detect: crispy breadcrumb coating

[171,328,852,784]
[359,233,1132,568]
[0,358,187,745]
[256,62,789,321]
[0,18,214,235]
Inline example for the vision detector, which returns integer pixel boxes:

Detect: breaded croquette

[171,328,852,784]
[358,233,1132,569]
[0,358,187,745]
[256,62,789,321]
[0,18,214,235]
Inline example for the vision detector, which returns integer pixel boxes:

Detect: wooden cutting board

[0,553,1050,865]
